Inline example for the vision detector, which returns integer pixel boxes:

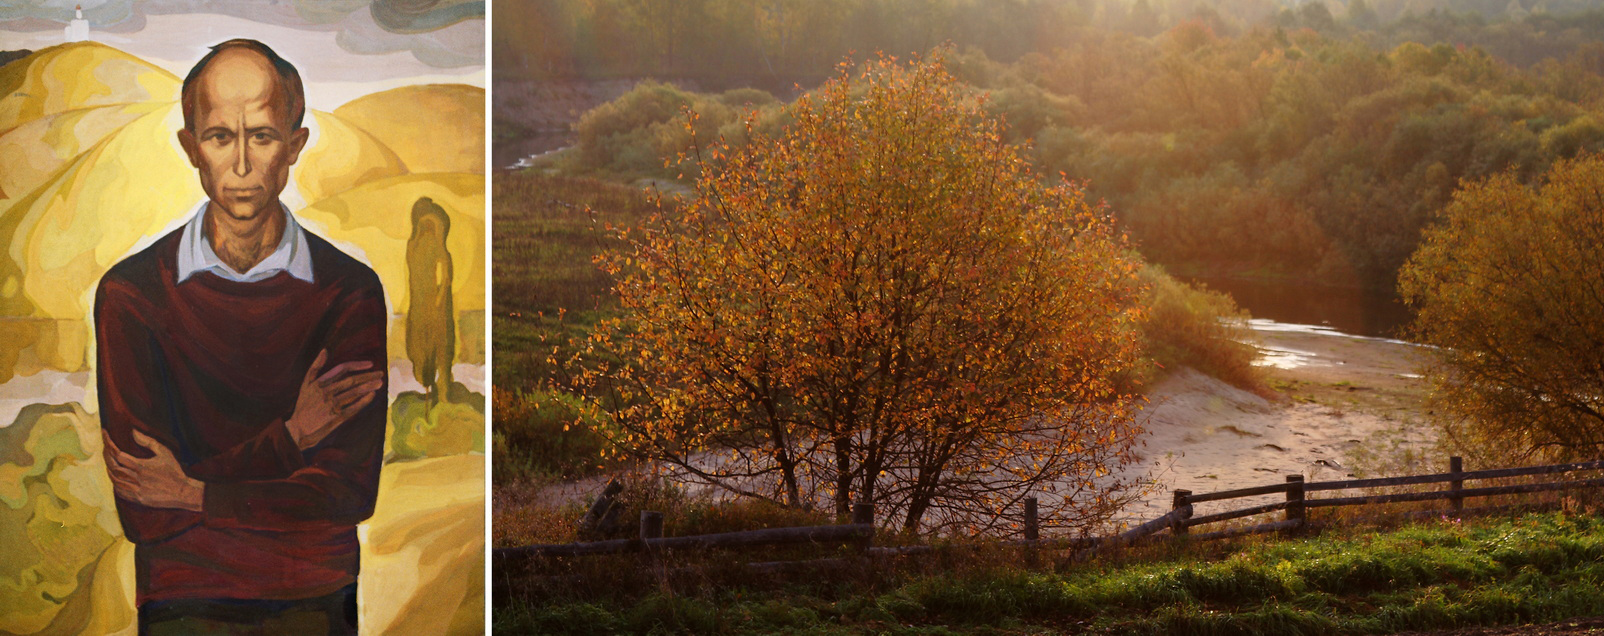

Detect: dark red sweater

[95,228,388,605]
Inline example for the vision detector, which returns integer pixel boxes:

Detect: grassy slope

[491,172,650,394]
[497,511,1604,635]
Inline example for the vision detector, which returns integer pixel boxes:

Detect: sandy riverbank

[510,322,1443,535]
[1119,323,1437,521]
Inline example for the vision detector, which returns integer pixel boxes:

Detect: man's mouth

[223,186,264,198]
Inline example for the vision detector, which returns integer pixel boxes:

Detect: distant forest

[498,0,1604,80]
[500,0,1604,287]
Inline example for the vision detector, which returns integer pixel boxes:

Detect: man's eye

[253,132,273,142]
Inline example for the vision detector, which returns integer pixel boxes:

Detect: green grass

[492,172,658,319]
[495,511,1604,635]
[493,172,650,483]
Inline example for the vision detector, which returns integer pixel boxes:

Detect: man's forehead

[191,50,291,119]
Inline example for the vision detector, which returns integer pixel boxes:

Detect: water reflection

[1186,276,1415,340]
[496,132,571,170]
[1252,343,1322,369]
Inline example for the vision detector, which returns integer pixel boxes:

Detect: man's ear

[286,127,310,166]
[176,128,202,169]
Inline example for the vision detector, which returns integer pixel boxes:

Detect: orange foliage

[578,55,1147,536]
[1400,155,1604,464]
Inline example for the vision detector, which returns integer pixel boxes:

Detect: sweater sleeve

[199,276,389,531]
[184,417,305,478]
[96,278,204,544]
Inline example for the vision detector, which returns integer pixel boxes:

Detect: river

[496,132,571,170]
[1185,276,1415,340]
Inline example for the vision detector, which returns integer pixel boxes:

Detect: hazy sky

[0,0,484,109]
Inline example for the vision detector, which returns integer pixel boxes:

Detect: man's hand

[286,349,385,451]
[104,429,204,512]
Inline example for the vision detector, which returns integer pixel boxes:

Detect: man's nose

[232,116,251,177]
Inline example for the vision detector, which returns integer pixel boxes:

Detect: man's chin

[211,198,276,222]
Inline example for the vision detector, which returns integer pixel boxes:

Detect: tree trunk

[833,435,853,516]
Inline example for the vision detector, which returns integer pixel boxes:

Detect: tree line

[540,16,1604,288]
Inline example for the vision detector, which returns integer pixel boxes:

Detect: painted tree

[1399,155,1604,463]
[407,197,455,401]
[582,55,1147,536]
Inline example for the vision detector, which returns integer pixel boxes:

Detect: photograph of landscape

[489,0,1604,633]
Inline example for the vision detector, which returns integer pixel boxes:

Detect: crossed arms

[102,350,383,513]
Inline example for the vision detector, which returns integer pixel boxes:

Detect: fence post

[1449,456,1464,517]
[1024,497,1039,542]
[638,510,665,575]
[1286,475,1305,530]
[852,502,874,551]
[640,510,663,541]
[1023,497,1040,567]
[1172,490,1191,536]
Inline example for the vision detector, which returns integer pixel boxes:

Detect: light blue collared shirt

[175,200,314,284]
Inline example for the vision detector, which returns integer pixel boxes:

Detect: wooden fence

[1170,456,1604,541]
[493,456,1604,573]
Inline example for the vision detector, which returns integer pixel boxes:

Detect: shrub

[1136,264,1265,394]
[492,388,608,482]
[0,403,124,635]
[389,384,486,460]
[1399,155,1604,464]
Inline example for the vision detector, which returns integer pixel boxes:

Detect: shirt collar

[176,200,315,284]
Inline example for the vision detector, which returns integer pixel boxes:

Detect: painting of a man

[96,39,387,635]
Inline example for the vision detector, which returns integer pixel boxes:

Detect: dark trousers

[137,584,358,636]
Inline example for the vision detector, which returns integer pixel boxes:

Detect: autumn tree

[583,55,1146,536]
[1399,155,1604,463]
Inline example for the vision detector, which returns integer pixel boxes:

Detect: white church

[64,5,89,42]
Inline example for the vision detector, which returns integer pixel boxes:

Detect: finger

[106,458,137,485]
[103,441,128,470]
[327,371,385,395]
[102,433,139,467]
[304,349,330,383]
[335,378,383,406]
[101,430,124,455]
[128,428,156,449]
[317,360,377,386]
[128,429,168,458]
[332,378,386,409]
[333,381,380,411]
[341,391,378,417]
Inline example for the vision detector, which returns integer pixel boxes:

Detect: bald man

[95,39,387,635]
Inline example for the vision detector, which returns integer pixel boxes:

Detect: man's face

[177,49,309,222]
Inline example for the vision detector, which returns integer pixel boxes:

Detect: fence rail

[494,455,1603,574]
[1173,455,1604,536]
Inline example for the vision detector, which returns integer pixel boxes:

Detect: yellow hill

[2,104,199,320]
[0,103,169,215]
[0,42,179,137]
[359,455,485,635]
[333,84,484,175]
[297,173,486,314]
[0,103,200,376]
[295,110,411,204]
